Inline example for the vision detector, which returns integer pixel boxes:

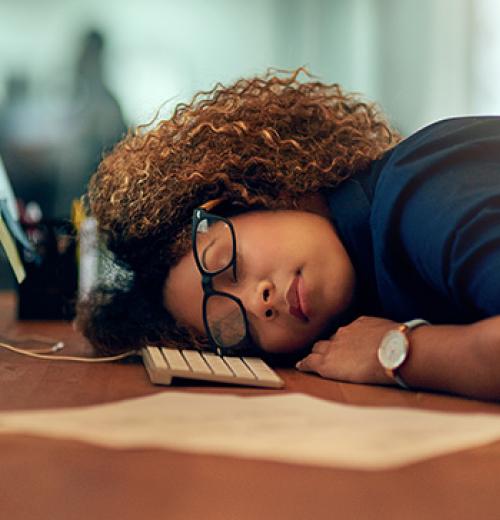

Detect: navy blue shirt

[326,116,500,326]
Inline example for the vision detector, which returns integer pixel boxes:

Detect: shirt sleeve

[372,116,500,319]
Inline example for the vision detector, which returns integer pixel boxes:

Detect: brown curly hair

[76,68,401,355]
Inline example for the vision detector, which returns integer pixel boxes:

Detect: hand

[296,316,399,385]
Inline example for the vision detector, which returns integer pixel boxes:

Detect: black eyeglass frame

[191,207,254,356]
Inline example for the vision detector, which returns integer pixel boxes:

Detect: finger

[311,341,330,354]
[296,352,324,373]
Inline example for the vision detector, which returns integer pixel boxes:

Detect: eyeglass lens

[195,217,233,274]
[205,295,247,347]
[195,216,247,350]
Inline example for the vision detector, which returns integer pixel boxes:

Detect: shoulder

[370,116,500,314]
[392,115,500,155]
[372,115,500,217]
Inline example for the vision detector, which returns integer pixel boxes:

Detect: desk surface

[1,291,499,520]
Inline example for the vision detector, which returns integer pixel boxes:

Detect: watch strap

[393,373,411,390]
[390,318,430,390]
[403,318,431,331]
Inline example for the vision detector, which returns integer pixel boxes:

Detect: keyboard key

[162,348,189,371]
[182,349,211,374]
[202,353,234,377]
[243,357,284,384]
[146,346,168,369]
[223,356,257,380]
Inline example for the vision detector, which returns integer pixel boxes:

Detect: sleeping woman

[76,68,500,401]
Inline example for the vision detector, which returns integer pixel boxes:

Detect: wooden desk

[1,291,499,520]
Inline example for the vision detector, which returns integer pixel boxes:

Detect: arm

[298,119,500,400]
[403,315,500,400]
[296,315,500,401]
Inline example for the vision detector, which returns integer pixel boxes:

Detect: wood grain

[1,291,499,520]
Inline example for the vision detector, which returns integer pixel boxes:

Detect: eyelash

[232,252,241,283]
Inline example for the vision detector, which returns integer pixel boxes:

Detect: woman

[77,69,500,401]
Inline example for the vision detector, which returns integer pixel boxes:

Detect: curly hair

[76,68,401,355]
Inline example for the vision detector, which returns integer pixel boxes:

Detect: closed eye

[201,239,216,269]
[232,249,244,283]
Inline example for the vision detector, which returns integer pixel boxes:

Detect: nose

[240,280,277,321]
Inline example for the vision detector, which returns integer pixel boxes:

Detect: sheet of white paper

[1,392,500,470]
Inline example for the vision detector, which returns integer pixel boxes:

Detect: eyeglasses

[192,203,255,356]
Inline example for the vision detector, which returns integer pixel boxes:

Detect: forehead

[226,208,298,229]
[229,209,320,239]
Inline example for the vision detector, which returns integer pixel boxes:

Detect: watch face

[378,330,408,370]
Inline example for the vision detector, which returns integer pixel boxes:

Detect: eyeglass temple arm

[199,198,224,212]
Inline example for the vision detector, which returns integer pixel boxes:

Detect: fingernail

[295,361,302,370]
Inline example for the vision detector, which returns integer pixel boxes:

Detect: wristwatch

[377,319,430,390]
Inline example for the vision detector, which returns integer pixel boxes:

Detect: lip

[286,274,309,322]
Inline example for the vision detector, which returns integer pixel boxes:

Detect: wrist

[377,319,430,390]
[395,320,497,398]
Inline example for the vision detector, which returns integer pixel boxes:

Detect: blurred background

[0,0,499,289]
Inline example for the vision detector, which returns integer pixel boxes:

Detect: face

[163,209,356,354]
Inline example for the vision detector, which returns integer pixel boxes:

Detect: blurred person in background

[0,29,126,289]
[0,74,58,219]
[0,29,126,221]
[55,29,127,217]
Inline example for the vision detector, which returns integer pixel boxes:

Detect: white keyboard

[142,346,284,389]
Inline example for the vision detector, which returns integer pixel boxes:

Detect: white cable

[0,341,138,363]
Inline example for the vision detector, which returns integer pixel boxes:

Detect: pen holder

[17,219,78,320]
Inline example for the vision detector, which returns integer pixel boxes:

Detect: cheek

[240,235,293,276]
[163,255,205,333]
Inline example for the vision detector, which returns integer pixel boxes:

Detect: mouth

[286,273,309,323]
